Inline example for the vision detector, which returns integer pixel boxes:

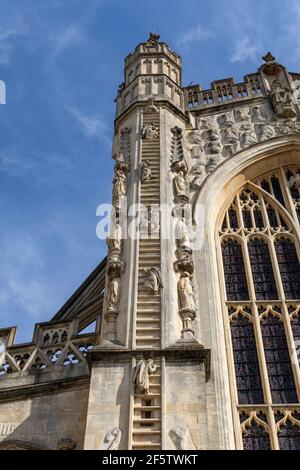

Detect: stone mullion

[267,404,279,450]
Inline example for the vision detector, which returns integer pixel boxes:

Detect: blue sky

[1,0,300,343]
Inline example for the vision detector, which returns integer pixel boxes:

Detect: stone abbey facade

[1,34,300,450]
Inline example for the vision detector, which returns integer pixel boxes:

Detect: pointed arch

[192,138,300,449]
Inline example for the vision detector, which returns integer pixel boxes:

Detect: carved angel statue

[169,424,197,450]
[133,359,158,394]
[235,108,251,122]
[178,272,195,312]
[101,427,122,450]
[143,267,163,295]
[112,169,127,203]
[175,218,191,252]
[271,79,297,118]
[141,122,159,140]
[259,123,276,141]
[107,277,120,312]
[240,122,258,148]
[139,160,152,182]
[173,171,190,201]
[107,221,122,252]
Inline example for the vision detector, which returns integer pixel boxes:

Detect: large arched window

[218,166,300,450]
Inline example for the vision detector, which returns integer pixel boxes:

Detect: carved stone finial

[262,52,276,63]
[147,32,160,47]
[261,52,281,75]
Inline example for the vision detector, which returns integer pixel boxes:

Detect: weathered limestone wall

[0,386,89,449]
[163,361,207,450]
[84,359,131,450]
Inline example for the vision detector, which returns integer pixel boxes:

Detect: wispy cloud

[0,12,28,65]
[67,106,108,141]
[229,35,260,63]
[177,24,214,48]
[0,231,50,319]
[279,0,300,63]
[0,149,36,177]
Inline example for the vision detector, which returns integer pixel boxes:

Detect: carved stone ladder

[132,110,162,450]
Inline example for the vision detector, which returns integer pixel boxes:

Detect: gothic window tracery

[219,166,300,449]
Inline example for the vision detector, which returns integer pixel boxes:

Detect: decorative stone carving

[235,107,251,122]
[178,272,195,312]
[261,52,282,76]
[169,424,197,450]
[107,220,122,253]
[101,428,122,450]
[218,111,235,128]
[258,123,276,141]
[170,126,185,164]
[175,217,192,253]
[142,122,159,140]
[251,105,265,122]
[133,359,158,394]
[178,272,196,340]
[190,144,203,159]
[119,127,131,162]
[57,438,76,450]
[190,174,206,191]
[144,97,159,113]
[139,160,152,182]
[147,32,160,48]
[143,267,163,295]
[270,79,297,118]
[224,125,240,156]
[206,155,220,172]
[240,122,258,148]
[173,171,190,202]
[107,276,120,313]
[205,124,222,154]
[112,162,129,207]
[276,119,300,135]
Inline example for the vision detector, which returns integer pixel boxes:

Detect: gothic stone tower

[84,33,209,451]
[1,37,300,451]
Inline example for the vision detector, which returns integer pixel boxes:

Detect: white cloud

[0,150,36,177]
[177,24,214,47]
[0,12,28,65]
[0,231,50,319]
[67,106,108,141]
[229,35,260,63]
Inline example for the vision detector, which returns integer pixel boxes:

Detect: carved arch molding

[217,161,300,450]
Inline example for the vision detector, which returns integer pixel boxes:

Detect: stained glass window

[248,239,278,300]
[219,167,300,450]
[275,238,300,299]
[241,421,271,450]
[260,315,297,404]
[221,239,249,301]
[231,316,264,404]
